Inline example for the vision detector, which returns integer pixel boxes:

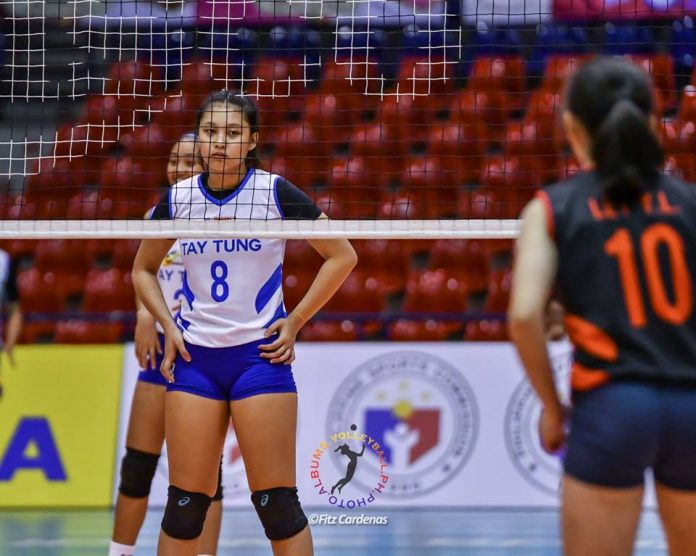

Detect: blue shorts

[565,379,696,490]
[166,338,297,402]
[137,333,167,387]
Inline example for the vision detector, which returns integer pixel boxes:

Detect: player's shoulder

[170,173,202,195]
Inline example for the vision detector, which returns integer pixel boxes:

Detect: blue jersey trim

[255,264,283,313]
[273,176,285,218]
[263,302,287,328]
[181,271,195,309]
[197,168,255,206]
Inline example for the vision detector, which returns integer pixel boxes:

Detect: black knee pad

[161,485,212,540]
[251,487,308,541]
[212,457,223,502]
[118,447,160,498]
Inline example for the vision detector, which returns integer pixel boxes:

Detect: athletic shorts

[137,333,167,387]
[564,379,696,490]
[166,338,297,402]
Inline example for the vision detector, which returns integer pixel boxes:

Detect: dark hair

[173,131,203,166]
[565,57,664,206]
[196,90,260,168]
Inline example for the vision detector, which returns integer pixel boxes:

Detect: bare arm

[133,238,189,381]
[260,219,358,363]
[3,302,22,366]
[508,199,562,417]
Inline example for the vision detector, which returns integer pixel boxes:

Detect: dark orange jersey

[540,171,696,390]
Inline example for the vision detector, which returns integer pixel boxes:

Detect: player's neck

[207,168,249,191]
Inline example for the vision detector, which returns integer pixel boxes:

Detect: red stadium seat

[428,239,490,293]
[4,194,36,221]
[25,157,88,203]
[503,121,560,182]
[377,191,426,220]
[53,123,119,158]
[120,122,176,159]
[352,239,409,295]
[18,268,66,313]
[328,157,382,218]
[249,56,306,120]
[679,86,696,122]
[1,239,36,259]
[79,94,120,126]
[318,57,380,114]
[282,269,315,312]
[179,59,218,97]
[660,118,696,154]
[82,269,135,313]
[105,60,165,108]
[480,155,541,218]
[467,56,526,111]
[628,53,675,110]
[99,156,165,216]
[348,123,405,188]
[541,55,587,92]
[273,123,329,186]
[21,322,56,344]
[389,318,453,341]
[111,239,142,270]
[302,93,354,146]
[464,319,508,341]
[299,320,360,341]
[388,269,467,340]
[308,272,385,338]
[457,189,504,219]
[427,122,486,184]
[524,90,563,138]
[664,153,696,181]
[449,90,507,142]
[33,239,89,296]
[399,157,457,218]
[394,55,454,119]
[151,93,201,134]
[397,55,456,95]
[283,240,324,276]
[54,320,123,343]
[557,155,583,180]
[483,267,512,312]
[376,94,431,144]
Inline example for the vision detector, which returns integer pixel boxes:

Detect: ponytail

[592,99,663,206]
[565,57,665,207]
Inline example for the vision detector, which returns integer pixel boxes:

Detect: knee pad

[118,447,160,498]
[161,485,212,540]
[251,487,308,541]
[212,457,223,502]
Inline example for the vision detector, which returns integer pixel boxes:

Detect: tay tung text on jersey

[180,239,263,256]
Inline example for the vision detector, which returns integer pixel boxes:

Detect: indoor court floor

[0,508,667,555]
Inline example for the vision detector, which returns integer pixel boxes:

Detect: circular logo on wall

[504,348,573,496]
[325,351,479,498]
[158,422,248,498]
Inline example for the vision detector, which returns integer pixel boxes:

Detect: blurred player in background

[133,91,357,556]
[509,57,696,556]
[0,248,22,399]
[109,134,224,556]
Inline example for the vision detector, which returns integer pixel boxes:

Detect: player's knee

[161,485,212,540]
[251,487,308,541]
[118,447,160,498]
[212,457,224,502]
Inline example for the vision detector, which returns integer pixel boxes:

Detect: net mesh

[0,2,694,239]
[2,1,695,343]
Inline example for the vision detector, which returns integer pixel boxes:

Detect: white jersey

[155,242,184,335]
[154,169,321,348]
